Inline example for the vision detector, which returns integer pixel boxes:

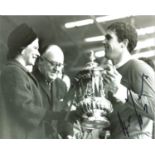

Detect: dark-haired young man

[103,22,155,138]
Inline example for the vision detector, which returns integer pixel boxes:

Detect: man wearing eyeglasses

[37,45,64,82]
[33,44,74,138]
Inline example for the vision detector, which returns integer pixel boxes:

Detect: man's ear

[21,48,25,55]
[122,39,129,47]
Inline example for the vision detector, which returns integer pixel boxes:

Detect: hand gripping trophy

[65,51,113,139]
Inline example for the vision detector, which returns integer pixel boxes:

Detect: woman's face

[22,38,40,66]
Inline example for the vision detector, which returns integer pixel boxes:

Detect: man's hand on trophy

[103,62,122,94]
[100,97,113,114]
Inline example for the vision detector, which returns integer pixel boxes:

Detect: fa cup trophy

[65,51,113,138]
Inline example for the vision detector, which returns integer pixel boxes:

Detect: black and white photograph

[0,15,155,140]
[1,0,155,154]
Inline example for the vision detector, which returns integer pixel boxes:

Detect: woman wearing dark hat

[0,23,48,138]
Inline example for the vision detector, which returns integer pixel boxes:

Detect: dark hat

[7,23,37,59]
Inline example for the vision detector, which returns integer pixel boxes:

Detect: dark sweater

[109,59,155,139]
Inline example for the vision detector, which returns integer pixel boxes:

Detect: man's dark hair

[107,22,138,53]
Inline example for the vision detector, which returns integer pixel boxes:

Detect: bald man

[33,44,73,138]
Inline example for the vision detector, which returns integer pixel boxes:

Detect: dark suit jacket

[33,69,73,138]
[0,61,47,138]
[33,68,68,111]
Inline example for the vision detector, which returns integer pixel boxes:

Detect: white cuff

[113,84,128,104]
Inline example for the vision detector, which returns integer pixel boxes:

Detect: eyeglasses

[41,57,64,68]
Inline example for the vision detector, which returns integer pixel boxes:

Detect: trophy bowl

[76,96,112,130]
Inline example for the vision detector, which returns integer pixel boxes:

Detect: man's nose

[36,50,40,57]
